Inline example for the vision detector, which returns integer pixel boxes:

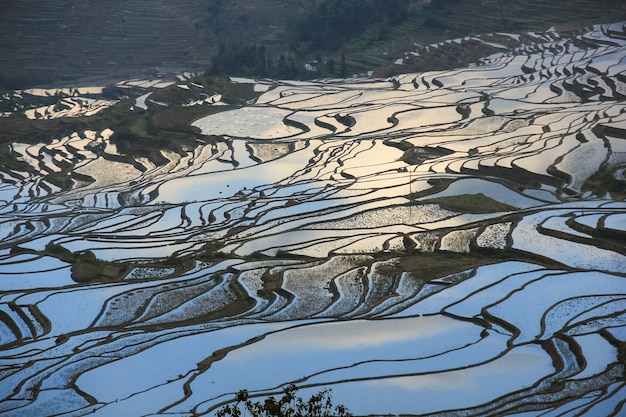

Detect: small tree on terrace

[216,384,352,417]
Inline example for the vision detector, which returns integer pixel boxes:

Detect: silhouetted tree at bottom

[216,385,352,417]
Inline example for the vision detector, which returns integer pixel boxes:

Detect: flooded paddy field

[1,23,626,416]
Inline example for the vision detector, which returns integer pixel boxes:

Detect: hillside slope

[1,0,625,87]
[0,0,310,88]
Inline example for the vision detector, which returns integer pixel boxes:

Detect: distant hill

[344,0,626,77]
[1,0,625,89]
[0,0,311,89]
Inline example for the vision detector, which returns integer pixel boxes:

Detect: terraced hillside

[2,0,626,89]
[0,20,625,416]
[368,0,626,76]
[0,0,311,88]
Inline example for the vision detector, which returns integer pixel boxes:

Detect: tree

[208,43,272,77]
[340,50,347,78]
[286,0,412,55]
[216,385,352,417]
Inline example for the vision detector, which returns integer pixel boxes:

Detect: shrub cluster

[217,385,352,417]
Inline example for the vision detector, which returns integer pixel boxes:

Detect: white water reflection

[189,315,488,414]
[328,344,553,416]
[152,142,316,204]
[76,322,292,404]
[192,106,303,139]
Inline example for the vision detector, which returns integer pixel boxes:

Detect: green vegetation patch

[582,163,626,200]
[37,243,130,283]
[287,0,413,54]
[424,193,517,213]
[22,242,205,283]
[109,77,245,163]
[374,251,498,281]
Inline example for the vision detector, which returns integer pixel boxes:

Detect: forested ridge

[1,0,625,89]
[205,0,626,79]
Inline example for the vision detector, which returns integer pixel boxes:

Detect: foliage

[202,0,518,80]
[582,163,626,200]
[286,0,413,55]
[216,385,352,417]
[42,243,130,282]
[207,43,301,79]
[209,43,273,78]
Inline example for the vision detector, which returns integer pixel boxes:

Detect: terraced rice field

[1,22,626,416]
